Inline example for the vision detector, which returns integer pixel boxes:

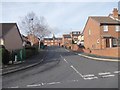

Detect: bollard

[15,55,17,62]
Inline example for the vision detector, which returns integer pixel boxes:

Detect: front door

[106,38,110,47]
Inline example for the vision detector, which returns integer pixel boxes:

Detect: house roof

[44,38,53,40]
[44,37,62,40]
[63,34,71,38]
[0,23,23,41]
[21,35,29,42]
[0,23,16,36]
[90,16,120,25]
[56,38,62,40]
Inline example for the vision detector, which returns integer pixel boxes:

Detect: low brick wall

[71,44,84,52]
[83,47,120,58]
[71,44,119,58]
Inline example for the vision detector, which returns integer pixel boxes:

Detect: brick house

[0,23,23,51]
[83,8,120,57]
[70,31,81,44]
[21,35,31,47]
[77,34,84,46]
[43,34,62,46]
[27,34,40,46]
[62,34,72,48]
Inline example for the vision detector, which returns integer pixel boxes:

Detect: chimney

[112,8,118,19]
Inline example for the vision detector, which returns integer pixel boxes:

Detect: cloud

[1,0,119,2]
[1,2,118,37]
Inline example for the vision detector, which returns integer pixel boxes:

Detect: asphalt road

[2,46,120,88]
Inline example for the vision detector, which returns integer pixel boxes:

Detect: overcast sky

[1,1,119,37]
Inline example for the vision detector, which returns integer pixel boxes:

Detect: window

[88,29,91,35]
[0,38,4,45]
[118,37,120,47]
[115,25,120,32]
[103,25,108,32]
[112,38,117,47]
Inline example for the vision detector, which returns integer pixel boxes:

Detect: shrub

[0,48,2,66]
[1,46,10,65]
[25,46,38,58]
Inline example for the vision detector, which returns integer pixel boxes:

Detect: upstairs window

[88,29,91,35]
[115,25,120,32]
[103,25,108,32]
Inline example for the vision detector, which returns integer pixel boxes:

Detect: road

[2,46,120,88]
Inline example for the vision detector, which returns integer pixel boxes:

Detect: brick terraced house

[70,31,81,44]
[62,34,72,48]
[83,8,120,57]
[43,34,62,46]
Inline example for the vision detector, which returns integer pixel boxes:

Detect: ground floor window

[118,37,120,47]
[112,38,117,47]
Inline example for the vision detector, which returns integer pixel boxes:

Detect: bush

[0,48,2,66]
[25,46,38,58]
[1,46,10,65]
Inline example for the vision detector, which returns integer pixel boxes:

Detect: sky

[1,1,120,37]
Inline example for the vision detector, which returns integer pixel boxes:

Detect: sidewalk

[65,48,120,62]
[76,52,120,62]
[1,49,47,75]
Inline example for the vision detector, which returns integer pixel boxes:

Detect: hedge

[25,46,38,59]
[0,48,2,66]
[1,47,10,65]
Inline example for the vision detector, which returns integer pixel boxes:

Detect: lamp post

[29,18,34,46]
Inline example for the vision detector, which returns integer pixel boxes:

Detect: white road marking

[101,74,115,78]
[65,49,70,52]
[70,80,79,82]
[60,55,63,59]
[60,55,116,81]
[113,71,120,74]
[47,82,61,85]
[83,76,98,80]
[60,55,83,78]
[27,84,41,87]
[70,65,83,78]
[82,74,98,80]
[26,80,80,87]
[9,86,19,88]
[64,59,69,64]
[83,74,95,77]
[60,55,69,64]
[98,72,111,75]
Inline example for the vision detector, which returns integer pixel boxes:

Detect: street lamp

[29,18,34,46]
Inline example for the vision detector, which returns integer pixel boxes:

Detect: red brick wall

[71,44,84,52]
[84,17,101,50]
[71,44,119,58]
[83,47,120,58]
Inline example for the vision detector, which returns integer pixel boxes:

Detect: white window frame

[115,25,120,32]
[112,38,117,47]
[103,25,108,32]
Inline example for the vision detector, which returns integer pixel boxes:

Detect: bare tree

[19,12,51,47]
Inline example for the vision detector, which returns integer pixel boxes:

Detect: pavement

[2,46,120,88]
[1,49,47,75]
[67,49,120,62]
